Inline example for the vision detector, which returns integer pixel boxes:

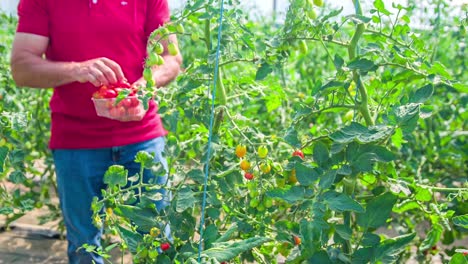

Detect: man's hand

[73,57,126,87]
[10,33,126,88]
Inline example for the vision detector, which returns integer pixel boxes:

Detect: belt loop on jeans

[111,146,121,162]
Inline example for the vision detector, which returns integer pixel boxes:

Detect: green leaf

[200,237,271,262]
[266,186,308,203]
[214,223,238,243]
[391,127,404,148]
[357,192,398,229]
[352,247,373,264]
[307,250,332,264]
[323,191,365,213]
[187,169,205,183]
[353,152,377,172]
[414,187,432,202]
[0,206,14,215]
[8,170,26,184]
[104,165,128,187]
[255,63,273,81]
[319,170,337,189]
[393,200,420,213]
[0,146,8,173]
[419,223,443,251]
[334,54,344,69]
[449,253,468,264]
[116,225,143,254]
[429,61,451,79]
[374,233,416,263]
[362,233,381,247]
[135,151,154,168]
[313,141,329,166]
[452,83,468,93]
[410,84,433,103]
[330,123,393,144]
[347,58,378,72]
[300,219,323,258]
[176,186,196,213]
[453,215,468,229]
[114,205,158,232]
[335,224,352,240]
[374,0,391,15]
[295,163,319,186]
[283,127,301,148]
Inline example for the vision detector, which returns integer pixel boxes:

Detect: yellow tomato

[240,159,251,171]
[235,144,247,158]
[150,227,160,237]
[260,163,272,174]
[289,169,298,184]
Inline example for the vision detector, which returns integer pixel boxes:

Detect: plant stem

[418,185,468,193]
[204,17,211,51]
[348,0,373,126]
[342,177,356,254]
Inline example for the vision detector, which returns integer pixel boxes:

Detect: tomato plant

[1,0,467,263]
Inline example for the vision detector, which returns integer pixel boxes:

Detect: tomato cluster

[92,81,138,99]
[92,82,143,121]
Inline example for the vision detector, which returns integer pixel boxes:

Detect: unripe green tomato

[313,0,324,7]
[148,249,158,259]
[191,32,199,42]
[249,190,258,198]
[168,135,177,144]
[168,42,178,56]
[160,27,170,36]
[146,52,159,66]
[140,249,148,258]
[176,24,185,34]
[307,8,317,19]
[143,68,153,83]
[299,40,308,54]
[257,203,266,212]
[264,197,273,208]
[257,145,268,158]
[156,55,165,65]
[153,42,164,55]
[250,198,259,208]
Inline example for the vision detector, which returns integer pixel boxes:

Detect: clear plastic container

[92,97,146,122]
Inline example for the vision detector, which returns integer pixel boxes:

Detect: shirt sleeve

[144,0,170,37]
[16,0,49,37]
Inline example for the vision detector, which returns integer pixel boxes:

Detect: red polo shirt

[16,0,170,149]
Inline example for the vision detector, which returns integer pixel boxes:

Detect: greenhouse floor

[0,207,130,264]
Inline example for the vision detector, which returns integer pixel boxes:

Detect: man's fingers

[94,61,118,84]
[101,58,126,83]
[90,68,109,86]
[86,73,101,87]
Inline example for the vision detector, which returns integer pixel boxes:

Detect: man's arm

[10,33,126,88]
[133,34,183,89]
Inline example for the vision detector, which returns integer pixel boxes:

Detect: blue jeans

[53,137,170,264]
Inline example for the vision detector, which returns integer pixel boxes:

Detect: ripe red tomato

[122,98,133,108]
[244,172,254,180]
[293,235,301,245]
[160,243,170,251]
[130,97,140,107]
[292,150,304,159]
[117,81,131,88]
[103,89,117,98]
[109,106,126,119]
[126,106,142,117]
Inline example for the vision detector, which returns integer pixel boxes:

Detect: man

[10,0,182,263]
